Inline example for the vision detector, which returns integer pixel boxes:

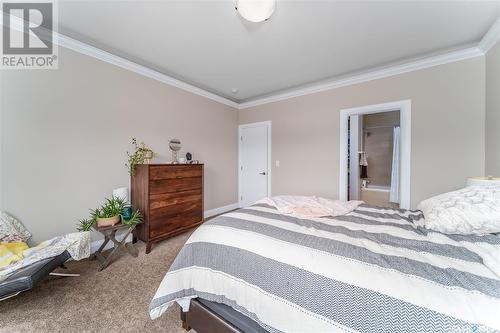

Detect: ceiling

[57,1,499,103]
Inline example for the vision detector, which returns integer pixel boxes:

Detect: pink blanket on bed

[257,195,363,218]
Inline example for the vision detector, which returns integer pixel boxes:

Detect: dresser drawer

[149,209,203,238]
[150,198,202,219]
[149,177,202,194]
[149,192,202,216]
[150,190,202,210]
[150,165,202,180]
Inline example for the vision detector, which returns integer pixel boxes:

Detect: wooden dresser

[131,164,204,253]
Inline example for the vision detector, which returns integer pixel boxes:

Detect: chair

[0,211,85,301]
[0,250,78,301]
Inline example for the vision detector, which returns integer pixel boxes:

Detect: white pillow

[0,211,32,242]
[416,185,500,235]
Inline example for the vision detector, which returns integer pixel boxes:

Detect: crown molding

[479,17,500,54]
[55,34,239,108]
[2,12,497,111]
[238,46,483,109]
[1,12,239,109]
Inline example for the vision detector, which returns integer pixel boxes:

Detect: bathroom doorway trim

[339,100,411,209]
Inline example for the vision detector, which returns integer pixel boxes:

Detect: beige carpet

[0,232,193,333]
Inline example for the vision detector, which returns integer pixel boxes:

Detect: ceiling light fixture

[235,0,276,23]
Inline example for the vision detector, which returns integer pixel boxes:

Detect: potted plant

[77,197,143,231]
[121,209,142,227]
[77,218,95,232]
[126,138,157,175]
[93,197,125,227]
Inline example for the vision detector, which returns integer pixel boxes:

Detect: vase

[144,150,153,164]
[121,206,132,220]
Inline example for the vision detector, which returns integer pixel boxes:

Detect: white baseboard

[204,203,239,218]
[89,203,239,253]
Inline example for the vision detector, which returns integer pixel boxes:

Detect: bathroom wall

[362,111,400,186]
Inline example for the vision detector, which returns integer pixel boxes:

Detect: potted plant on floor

[77,197,142,231]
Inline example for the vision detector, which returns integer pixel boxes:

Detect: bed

[149,203,500,333]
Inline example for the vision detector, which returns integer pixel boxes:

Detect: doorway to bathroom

[339,100,411,209]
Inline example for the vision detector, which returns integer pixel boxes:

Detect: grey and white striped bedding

[149,204,500,333]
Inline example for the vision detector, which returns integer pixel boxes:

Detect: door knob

[259,172,266,175]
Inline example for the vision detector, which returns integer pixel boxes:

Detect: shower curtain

[390,126,400,204]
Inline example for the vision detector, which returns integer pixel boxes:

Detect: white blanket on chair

[0,232,90,282]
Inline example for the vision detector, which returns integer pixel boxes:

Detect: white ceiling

[57,1,499,103]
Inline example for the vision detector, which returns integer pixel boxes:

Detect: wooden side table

[90,223,138,271]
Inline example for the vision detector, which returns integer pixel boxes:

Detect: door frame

[339,100,411,209]
[348,115,362,201]
[238,121,272,208]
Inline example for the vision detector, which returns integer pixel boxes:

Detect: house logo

[1,1,58,69]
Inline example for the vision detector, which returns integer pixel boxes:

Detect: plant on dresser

[131,164,204,253]
[126,138,157,175]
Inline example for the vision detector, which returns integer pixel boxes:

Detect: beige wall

[485,41,500,176]
[1,47,238,242]
[239,57,485,208]
[0,44,491,242]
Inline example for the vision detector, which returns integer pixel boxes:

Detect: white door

[239,122,270,207]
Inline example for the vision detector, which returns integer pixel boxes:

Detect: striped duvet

[149,204,500,333]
